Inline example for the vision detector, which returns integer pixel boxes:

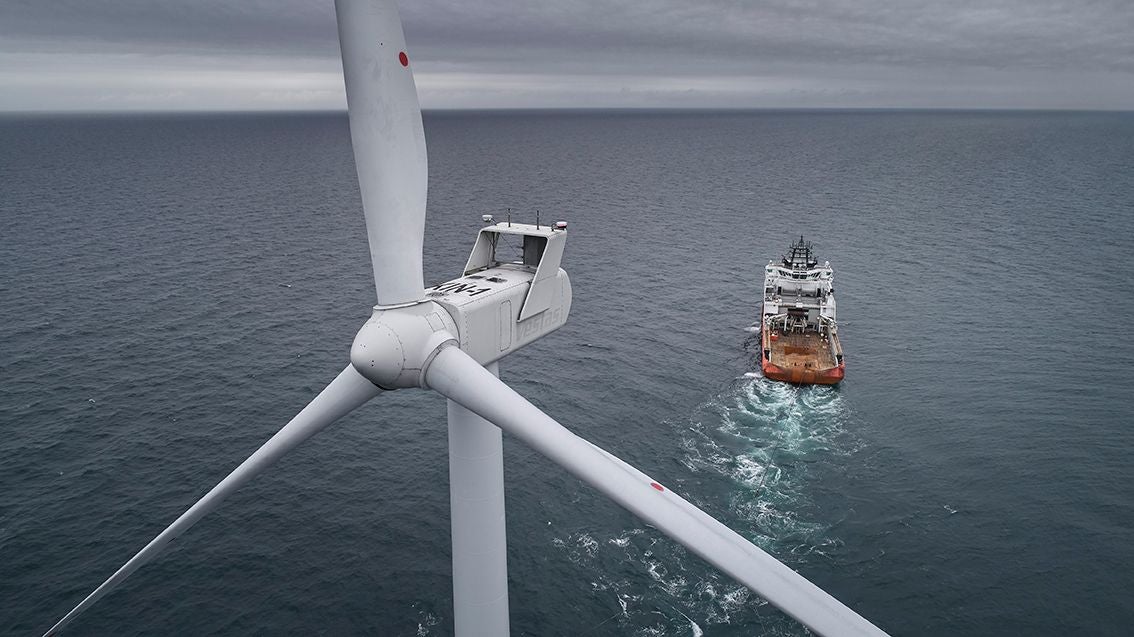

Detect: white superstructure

[762,237,838,338]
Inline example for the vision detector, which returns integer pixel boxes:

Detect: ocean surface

[2,109,1132,636]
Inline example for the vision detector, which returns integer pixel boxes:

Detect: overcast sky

[2,0,1132,111]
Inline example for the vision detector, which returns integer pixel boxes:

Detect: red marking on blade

[650,482,664,492]
[399,51,409,66]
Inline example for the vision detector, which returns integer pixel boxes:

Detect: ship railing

[764,265,832,280]
[817,316,842,361]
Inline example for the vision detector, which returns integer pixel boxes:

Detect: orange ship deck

[760,328,844,385]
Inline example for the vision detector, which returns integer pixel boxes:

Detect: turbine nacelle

[350,219,573,389]
[429,220,572,365]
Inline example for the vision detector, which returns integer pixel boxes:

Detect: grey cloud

[1,0,1132,110]
[0,1,336,55]
[9,0,1129,71]
[398,0,1134,73]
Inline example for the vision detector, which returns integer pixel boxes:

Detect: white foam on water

[551,531,601,564]
[618,593,631,616]
[676,376,858,632]
[673,606,704,637]
[546,377,858,635]
[414,609,439,636]
[579,532,599,557]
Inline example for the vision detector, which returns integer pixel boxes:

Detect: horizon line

[3,105,1133,117]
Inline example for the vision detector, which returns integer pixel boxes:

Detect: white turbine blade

[335,0,427,306]
[43,366,382,637]
[425,346,888,637]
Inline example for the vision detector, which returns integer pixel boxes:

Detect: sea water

[2,110,1132,635]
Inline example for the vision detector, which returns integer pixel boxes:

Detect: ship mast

[782,236,819,271]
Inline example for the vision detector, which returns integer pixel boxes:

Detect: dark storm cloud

[1,0,1132,110]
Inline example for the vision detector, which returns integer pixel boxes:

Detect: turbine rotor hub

[350,301,458,390]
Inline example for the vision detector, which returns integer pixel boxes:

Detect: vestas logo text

[516,308,562,340]
[432,281,491,297]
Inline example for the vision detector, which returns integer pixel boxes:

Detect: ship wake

[682,378,853,554]
[550,376,858,635]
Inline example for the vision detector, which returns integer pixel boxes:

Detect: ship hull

[760,356,845,385]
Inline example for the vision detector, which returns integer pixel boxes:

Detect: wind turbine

[44,1,889,636]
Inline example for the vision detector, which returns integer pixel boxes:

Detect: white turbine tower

[43,1,889,636]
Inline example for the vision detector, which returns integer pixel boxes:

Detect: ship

[759,237,845,384]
